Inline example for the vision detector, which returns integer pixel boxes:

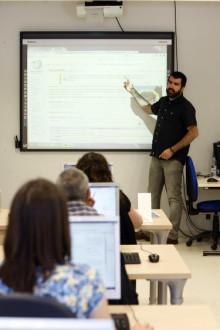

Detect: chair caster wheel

[211,244,217,250]
[197,238,203,242]
[186,240,192,247]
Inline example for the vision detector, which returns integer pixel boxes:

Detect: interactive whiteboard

[20,31,174,151]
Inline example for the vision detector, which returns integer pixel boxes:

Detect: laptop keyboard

[122,252,141,264]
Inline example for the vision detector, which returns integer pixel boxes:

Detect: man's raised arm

[124,79,153,114]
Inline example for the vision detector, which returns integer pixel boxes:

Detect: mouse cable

[127,305,139,324]
[140,245,153,254]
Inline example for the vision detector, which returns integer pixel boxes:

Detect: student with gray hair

[57,168,99,216]
[57,166,139,306]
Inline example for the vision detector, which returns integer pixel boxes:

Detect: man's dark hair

[169,71,187,87]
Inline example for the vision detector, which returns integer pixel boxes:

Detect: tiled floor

[136,234,220,326]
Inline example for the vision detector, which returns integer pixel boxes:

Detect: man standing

[124,71,198,244]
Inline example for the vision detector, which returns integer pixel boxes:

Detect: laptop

[0,317,114,329]
[89,182,120,217]
[69,215,121,300]
[62,162,114,175]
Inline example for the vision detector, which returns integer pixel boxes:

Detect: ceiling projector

[77,1,123,18]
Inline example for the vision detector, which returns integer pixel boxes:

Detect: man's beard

[166,88,182,99]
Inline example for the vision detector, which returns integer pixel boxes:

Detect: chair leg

[186,231,211,246]
[211,213,219,250]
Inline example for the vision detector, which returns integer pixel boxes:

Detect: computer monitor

[213,141,220,176]
[62,162,114,175]
[69,215,121,300]
[0,317,114,330]
[89,182,120,216]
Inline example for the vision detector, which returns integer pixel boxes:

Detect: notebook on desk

[138,193,153,222]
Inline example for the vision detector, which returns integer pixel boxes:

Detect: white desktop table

[0,242,191,305]
[109,305,220,330]
[138,209,172,244]
[197,175,220,188]
[0,208,172,245]
[121,244,191,305]
[197,176,220,256]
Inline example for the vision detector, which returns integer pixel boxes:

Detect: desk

[197,176,220,255]
[0,209,172,245]
[109,305,220,330]
[120,244,191,305]
[197,176,220,189]
[138,209,172,244]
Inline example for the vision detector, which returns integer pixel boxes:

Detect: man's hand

[86,196,95,207]
[159,148,174,160]
[124,79,134,94]
[131,323,154,330]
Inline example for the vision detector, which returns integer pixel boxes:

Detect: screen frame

[20,31,174,152]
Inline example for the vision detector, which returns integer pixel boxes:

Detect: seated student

[57,168,139,305]
[57,167,98,215]
[0,178,109,319]
[0,178,154,330]
[76,152,143,245]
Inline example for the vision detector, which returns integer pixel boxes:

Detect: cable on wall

[115,17,124,31]
[174,1,178,71]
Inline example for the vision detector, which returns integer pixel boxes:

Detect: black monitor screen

[20,31,174,151]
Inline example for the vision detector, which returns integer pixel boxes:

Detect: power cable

[115,17,124,31]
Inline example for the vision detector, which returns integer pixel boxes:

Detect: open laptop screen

[69,216,121,300]
[89,182,119,216]
[0,317,114,330]
[62,162,114,175]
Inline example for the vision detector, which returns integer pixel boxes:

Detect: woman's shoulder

[45,262,101,283]
[35,263,105,318]
[36,262,105,299]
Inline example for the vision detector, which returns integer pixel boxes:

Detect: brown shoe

[166,237,178,245]
[135,230,150,241]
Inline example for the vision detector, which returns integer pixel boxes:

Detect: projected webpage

[21,35,173,150]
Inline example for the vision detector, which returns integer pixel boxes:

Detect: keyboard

[111,313,130,330]
[122,252,141,264]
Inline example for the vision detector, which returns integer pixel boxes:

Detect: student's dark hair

[76,152,113,183]
[169,71,187,87]
[0,179,71,293]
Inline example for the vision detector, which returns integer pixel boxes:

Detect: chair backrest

[0,294,75,318]
[185,156,198,202]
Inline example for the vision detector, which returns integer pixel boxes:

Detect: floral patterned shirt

[0,262,105,318]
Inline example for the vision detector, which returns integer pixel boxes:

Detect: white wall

[0,1,219,233]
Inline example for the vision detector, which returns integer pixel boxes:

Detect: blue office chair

[0,294,75,317]
[185,156,220,250]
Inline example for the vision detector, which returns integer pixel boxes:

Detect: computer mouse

[148,253,160,263]
[207,177,218,182]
